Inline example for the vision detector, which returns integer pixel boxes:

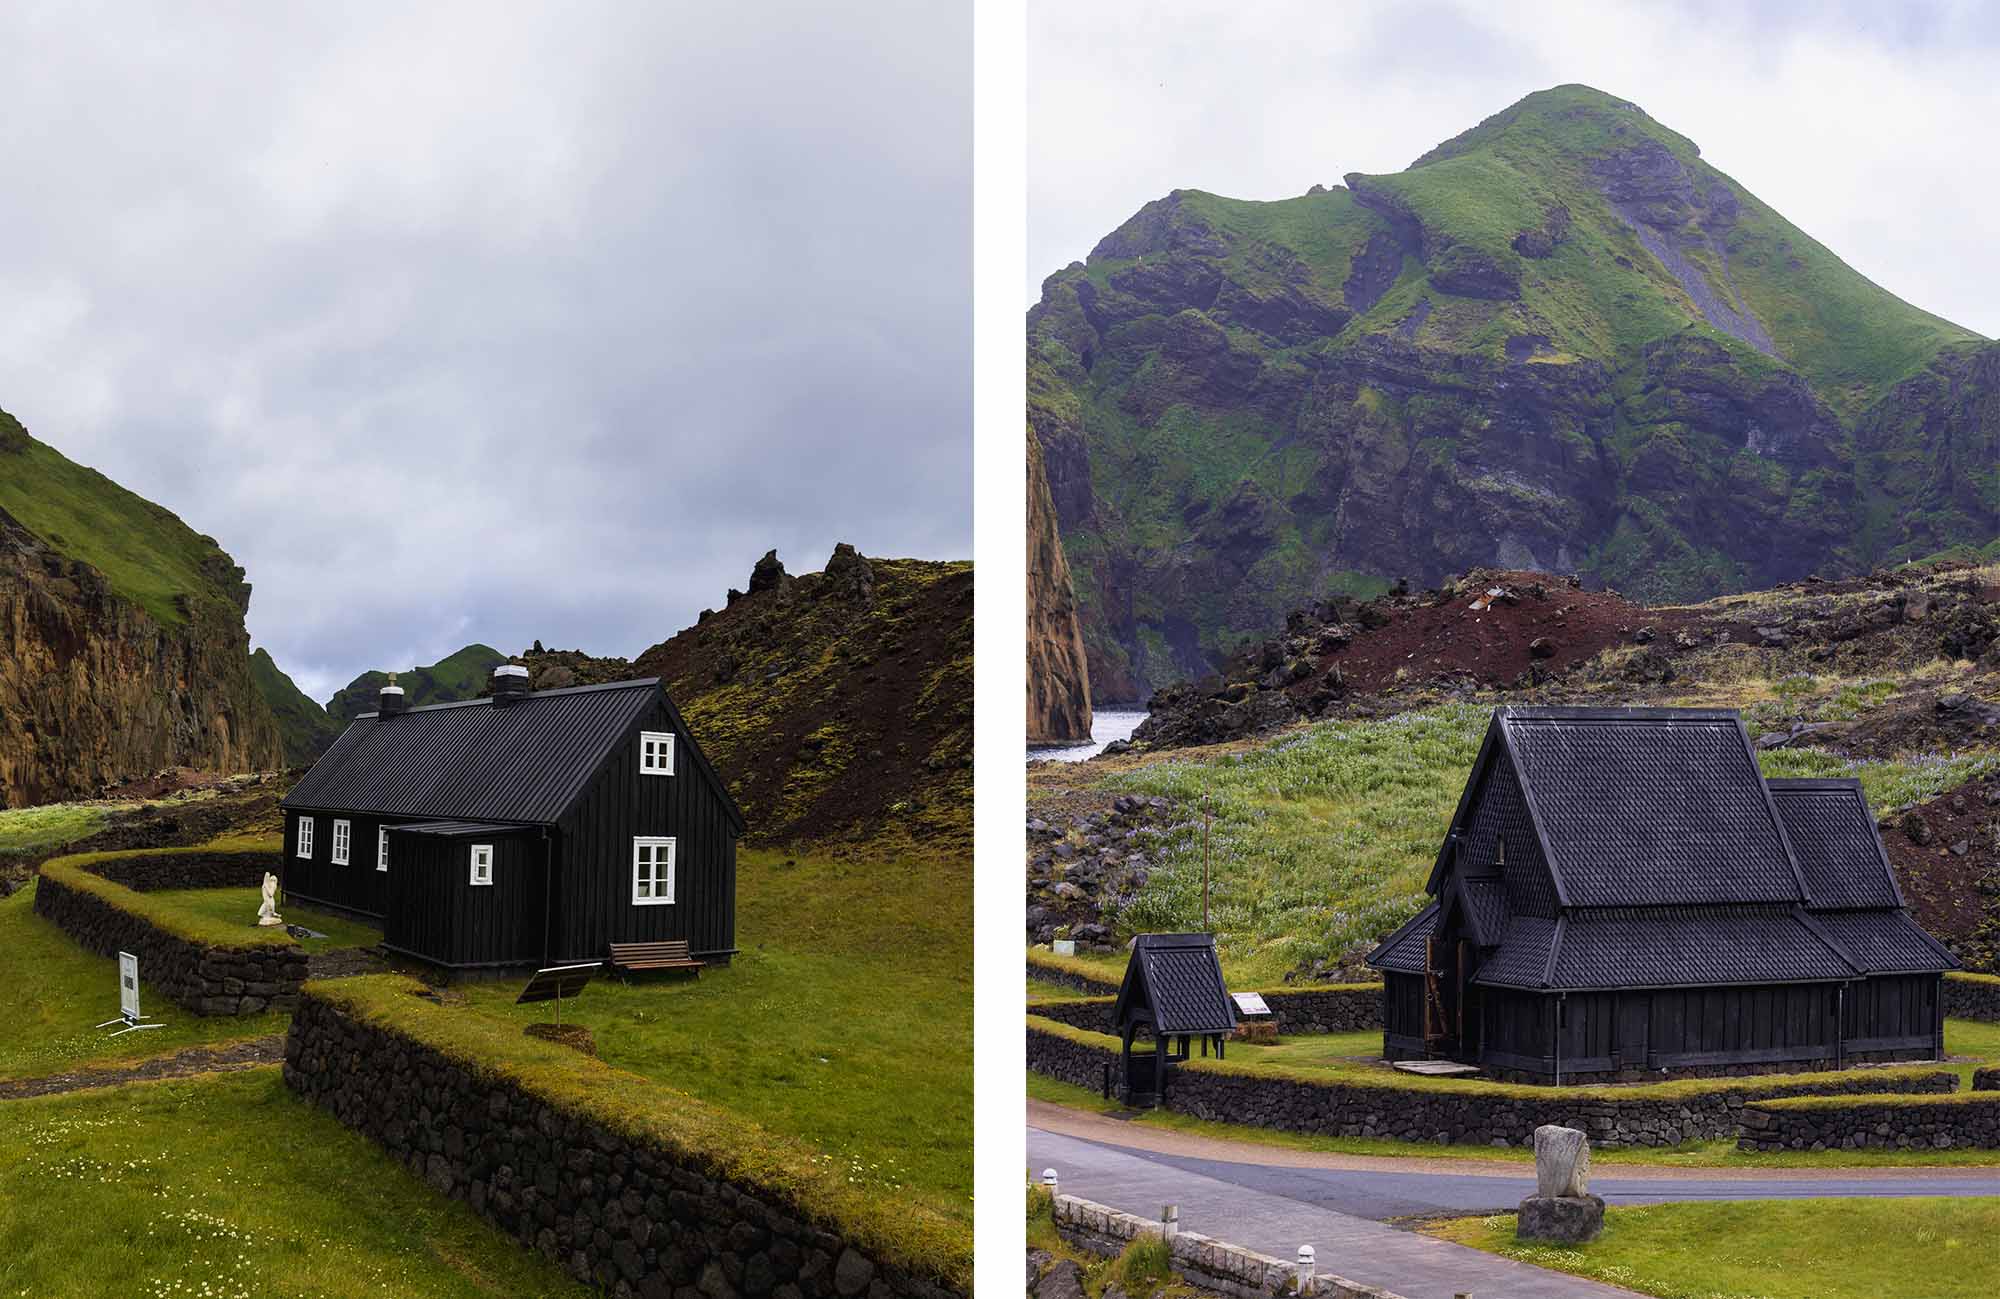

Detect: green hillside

[250,649,341,765]
[1029,84,1997,700]
[324,644,509,724]
[0,409,250,625]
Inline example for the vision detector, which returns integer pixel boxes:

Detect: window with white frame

[377,828,390,872]
[631,837,676,905]
[296,816,315,858]
[639,731,675,776]
[331,819,351,865]
[469,844,494,886]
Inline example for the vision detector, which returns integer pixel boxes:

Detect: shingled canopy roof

[1370,706,1956,990]
[283,678,744,831]
[1114,933,1238,1036]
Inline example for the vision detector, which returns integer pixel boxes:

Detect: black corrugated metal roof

[1767,778,1904,910]
[283,678,743,828]
[1501,708,1806,908]
[1114,933,1237,1035]
[1368,903,1437,974]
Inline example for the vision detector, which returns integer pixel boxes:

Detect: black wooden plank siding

[281,809,427,919]
[552,698,738,963]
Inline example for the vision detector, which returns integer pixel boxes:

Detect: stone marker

[1517,1123,1604,1244]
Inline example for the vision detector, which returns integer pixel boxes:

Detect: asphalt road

[1029,1109,2000,1299]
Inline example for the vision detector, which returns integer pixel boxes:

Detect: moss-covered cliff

[1028,428,1092,743]
[0,409,284,803]
[1029,84,1998,701]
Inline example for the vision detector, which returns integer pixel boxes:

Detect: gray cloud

[0,2,969,700]
[1029,0,2000,345]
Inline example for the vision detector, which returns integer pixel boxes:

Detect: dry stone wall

[1737,1094,2000,1151]
[34,854,302,1016]
[1944,972,2000,1022]
[285,992,965,1299]
[1027,1018,1958,1148]
[1049,1193,1400,1299]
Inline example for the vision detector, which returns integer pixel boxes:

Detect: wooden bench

[608,940,704,976]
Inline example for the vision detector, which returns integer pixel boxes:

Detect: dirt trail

[0,1034,283,1102]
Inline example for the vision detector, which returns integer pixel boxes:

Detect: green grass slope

[323,643,508,724]
[0,1071,592,1298]
[0,409,253,627]
[249,648,340,765]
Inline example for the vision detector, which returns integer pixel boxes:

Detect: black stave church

[1367,707,1955,1083]
[280,665,742,970]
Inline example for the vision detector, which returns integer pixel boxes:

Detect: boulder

[1516,1194,1605,1244]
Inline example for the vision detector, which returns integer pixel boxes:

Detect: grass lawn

[144,886,382,954]
[0,881,285,1082]
[1027,1018,2000,1169]
[1428,1198,2000,1299]
[0,801,132,859]
[0,1069,590,1298]
[458,846,971,1226]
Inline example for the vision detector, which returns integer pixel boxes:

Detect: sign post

[95,951,164,1036]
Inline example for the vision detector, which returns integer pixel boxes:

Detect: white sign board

[119,951,141,1022]
[1231,991,1271,1017]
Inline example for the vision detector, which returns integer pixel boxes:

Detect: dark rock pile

[1025,795,1182,946]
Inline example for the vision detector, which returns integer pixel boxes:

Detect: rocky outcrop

[1028,429,1092,744]
[0,478,283,805]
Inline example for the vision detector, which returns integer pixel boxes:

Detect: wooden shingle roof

[1114,933,1237,1035]
[1767,779,1904,910]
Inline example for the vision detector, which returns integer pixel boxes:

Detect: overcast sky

[1029,0,2000,343]
[0,3,968,701]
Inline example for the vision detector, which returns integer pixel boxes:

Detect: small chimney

[378,673,409,718]
[491,663,531,704]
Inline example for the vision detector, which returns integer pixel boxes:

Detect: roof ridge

[355,676,662,718]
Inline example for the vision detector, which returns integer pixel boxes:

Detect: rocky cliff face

[1029,84,1997,701]
[1027,429,1092,743]
[0,505,282,804]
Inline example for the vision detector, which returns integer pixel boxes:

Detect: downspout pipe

[541,827,555,965]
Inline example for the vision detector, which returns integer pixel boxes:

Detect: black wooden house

[1113,932,1237,1106]
[280,667,742,970]
[1368,707,1954,1083]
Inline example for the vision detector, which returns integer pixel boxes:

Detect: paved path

[1033,1128,1643,1299]
[1031,1104,2000,1299]
[0,1035,283,1101]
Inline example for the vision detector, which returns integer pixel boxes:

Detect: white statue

[257,872,284,927]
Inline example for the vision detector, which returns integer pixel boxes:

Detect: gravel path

[0,1034,284,1101]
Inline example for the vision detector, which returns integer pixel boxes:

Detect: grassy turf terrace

[0,1070,592,1298]
[0,881,287,1082]
[1427,1198,2000,1299]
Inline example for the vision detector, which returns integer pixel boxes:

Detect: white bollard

[1161,1204,1179,1239]
[1042,1168,1058,1198]
[1297,1245,1315,1288]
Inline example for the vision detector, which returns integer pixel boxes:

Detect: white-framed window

[331,819,351,865]
[469,844,494,886]
[632,837,676,905]
[639,730,675,776]
[296,816,315,858]
[377,827,390,872]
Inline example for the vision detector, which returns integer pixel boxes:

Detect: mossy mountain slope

[0,409,284,801]
[1030,84,1998,701]
[633,546,972,850]
[249,649,340,766]
[323,644,508,725]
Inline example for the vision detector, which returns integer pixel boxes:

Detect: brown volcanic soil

[1883,768,2000,964]
[634,547,972,852]
[1303,570,1696,692]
